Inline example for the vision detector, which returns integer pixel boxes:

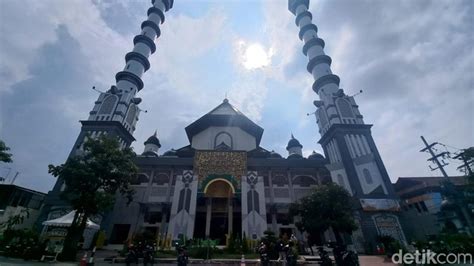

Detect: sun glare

[240,42,273,70]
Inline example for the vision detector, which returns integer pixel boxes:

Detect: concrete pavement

[1,255,396,265]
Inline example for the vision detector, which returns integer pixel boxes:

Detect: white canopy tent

[42,210,100,229]
[42,211,100,249]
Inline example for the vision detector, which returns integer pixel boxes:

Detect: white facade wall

[355,161,387,195]
[241,172,267,239]
[330,169,352,195]
[168,171,198,239]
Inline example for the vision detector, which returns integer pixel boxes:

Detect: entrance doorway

[194,178,241,244]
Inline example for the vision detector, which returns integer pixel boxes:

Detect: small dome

[286,134,303,150]
[141,150,158,157]
[287,153,303,159]
[308,151,325,160]
[162,149,178,157]
[144,131,161,147]
[269,150,282,158]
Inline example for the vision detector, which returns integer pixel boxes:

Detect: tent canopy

[43,210,100,230]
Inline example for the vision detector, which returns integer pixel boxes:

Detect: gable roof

[185,99,264,145]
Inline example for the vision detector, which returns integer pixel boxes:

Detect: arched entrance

[194,178,241,244]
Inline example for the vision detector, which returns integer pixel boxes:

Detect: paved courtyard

[0,255,396,266]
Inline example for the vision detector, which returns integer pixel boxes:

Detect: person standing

[285,242,297,266]
[276,238,286,262]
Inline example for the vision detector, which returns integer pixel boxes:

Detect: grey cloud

[1,25,100,192]
[280,0,473,180]
[92,0,148,36]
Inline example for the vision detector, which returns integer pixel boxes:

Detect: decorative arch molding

[132,173,150,185]
[153,172,169,185]
[362,168,373,184]
[336,98,354,118]
[203,178,236,197]
[98,95,118,115]
[214,131,233,149]
[126,103,137,125]
[200,174,240,194]
[292,175,318,187]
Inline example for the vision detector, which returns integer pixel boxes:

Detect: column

[160,203,170,238]
[205,197,212,238]
[228,197,233,235]
[271,205,278,232]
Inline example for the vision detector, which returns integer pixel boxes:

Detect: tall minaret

[82,0,174,147]
[38,0,174,227]
[288,0,406,251]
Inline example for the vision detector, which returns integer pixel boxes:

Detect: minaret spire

[87,0,174,138]
[38,0,175,232]
[116,0,173,93]
[288,0,365,136]
[288,1,339,95]
[288,0,406,251]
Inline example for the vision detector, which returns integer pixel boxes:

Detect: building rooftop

[393,176,468,197]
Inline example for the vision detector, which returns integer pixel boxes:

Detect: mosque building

[38,0,406,252]
[105,99,330,245]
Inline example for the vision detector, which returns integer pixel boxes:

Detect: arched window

[336,99,354,118]
[293,175,317,187]
[214,132,233,149]
[363,169,373,184]
[98,95,118,115]
[153,173,169,186]
[131,173,149,185]
[126,104,137,125]
[337,174,345,187]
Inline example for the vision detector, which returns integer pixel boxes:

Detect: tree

[290,183,357,244]
[455,147,474,199]
[290,182,357,265]
[48,134,137,260]
[0,208,30,231]
[242,232,249,253]
[0,139,13,163]
[448,146,474,234]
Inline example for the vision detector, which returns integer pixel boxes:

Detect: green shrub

[1,228,47,260]
[187,239,220,259]
[260,230,278,259]
[414,233,474,254]
[242,233,249,253]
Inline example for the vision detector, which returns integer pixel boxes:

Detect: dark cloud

[281,0,473,180]
[1,25,99,192]
[0,0,472,194]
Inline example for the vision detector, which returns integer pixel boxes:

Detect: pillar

[205,197,212,238]
[228,197,233,235]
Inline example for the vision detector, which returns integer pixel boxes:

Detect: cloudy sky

[0,0,472,193]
